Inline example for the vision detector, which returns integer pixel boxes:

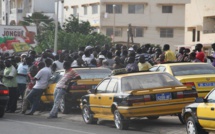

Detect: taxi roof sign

[111,68,127,75]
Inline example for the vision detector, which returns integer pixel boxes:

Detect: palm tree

[19,12,54,34]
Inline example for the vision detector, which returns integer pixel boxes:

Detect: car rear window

[75,68,111,79]
[121,73,182,91]
[171,64,215,76]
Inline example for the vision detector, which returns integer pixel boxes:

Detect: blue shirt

[16,63,28,84]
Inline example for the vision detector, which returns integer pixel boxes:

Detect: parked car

[182,88,215,134]
[80,70,197,130]
[41,67,111,114]
[150,63,215,98]
[0,82,9,118]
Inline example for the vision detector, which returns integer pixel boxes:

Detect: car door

[89,79,110,114]
[197,90,215,129]
[100,78,118,115]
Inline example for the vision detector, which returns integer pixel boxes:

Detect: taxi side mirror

[195,98,205,103]
[88,88,96,94]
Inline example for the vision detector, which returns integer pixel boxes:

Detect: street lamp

[113,4,116,44]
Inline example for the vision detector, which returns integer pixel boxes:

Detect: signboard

[0,25,37,52]
[13,43,31,52]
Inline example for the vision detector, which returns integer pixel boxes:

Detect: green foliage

[19,12,54,34]
[20,13,111,52]
[62,15,94,35]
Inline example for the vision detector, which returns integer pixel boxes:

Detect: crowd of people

[1,42,215,118]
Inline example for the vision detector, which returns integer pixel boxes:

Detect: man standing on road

[25,59,52,115]
[48,61,80,119]
[3,60,18,113]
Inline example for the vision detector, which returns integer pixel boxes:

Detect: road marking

[5,119,96,134]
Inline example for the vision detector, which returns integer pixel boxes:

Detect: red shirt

[196,51,205,62]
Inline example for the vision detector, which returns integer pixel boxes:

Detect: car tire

[59,96,71,114]
[0,106,5,118]
[147,116,159,120]
[186,117,208,134]
[82,104,97,124]
[114,110,129,130]
[178,113,185,124]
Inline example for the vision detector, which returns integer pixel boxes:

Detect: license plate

[156,93,172,101]
[198,82,215,87]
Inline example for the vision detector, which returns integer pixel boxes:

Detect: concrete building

[63,0,215,50]
[0,0,56,25]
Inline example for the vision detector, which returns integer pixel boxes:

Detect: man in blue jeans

[25,59,52,115]
[48,61,80,119]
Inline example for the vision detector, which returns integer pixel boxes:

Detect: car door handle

[109,97,112,100]
[211,107,214,111]
[98,97,101,99]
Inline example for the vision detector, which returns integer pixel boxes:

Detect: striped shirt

[56,68,80,89]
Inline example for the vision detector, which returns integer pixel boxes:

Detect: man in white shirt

[52,54,64,72]
[25,59,52,115]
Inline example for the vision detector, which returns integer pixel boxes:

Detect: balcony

[9,8,24,24]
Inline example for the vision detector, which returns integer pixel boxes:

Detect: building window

[84,6,87,15]
[92,4,98,14]
[133,27,144,37]
[106,27,122,37]
[106,4,122,14]
[73,7,78,16]
[160,28,174,38]
[128,5,144,14]
[162,6,172,13]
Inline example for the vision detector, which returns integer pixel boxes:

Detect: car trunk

[119,86,196,117]
[176,74,215,97]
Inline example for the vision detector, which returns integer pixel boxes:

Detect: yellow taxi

[182,88,215,134]
[80,70,197,130]
[41,67,111,114]
[150,63,215,98]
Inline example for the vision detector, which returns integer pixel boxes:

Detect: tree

[19,12,54,34]
[63,15,94,35]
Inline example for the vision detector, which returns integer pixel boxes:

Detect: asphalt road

[0,113,187,134]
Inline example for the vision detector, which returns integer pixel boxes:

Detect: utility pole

[113,4,116,44]
[54,0,59,54]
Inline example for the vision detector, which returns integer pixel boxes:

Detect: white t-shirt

[33,67,52,89]
[53,60,64,71]
[82,54,94,65]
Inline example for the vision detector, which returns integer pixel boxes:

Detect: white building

[0,0,56,25]
[63,0,215,50]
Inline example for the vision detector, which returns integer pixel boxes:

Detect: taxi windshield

[171,64,215,76]
[121,73,182,91]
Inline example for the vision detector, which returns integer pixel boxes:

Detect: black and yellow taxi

[182,88,215,134]
[41,67,111,114]
[80,70,197,130]
[0,83,9,118]
[150,63,215,98]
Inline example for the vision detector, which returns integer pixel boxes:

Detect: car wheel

[114,110,129,130]
[82,104,97,124]
[147,116,159,120]
[59,96,71,114]
[0,106,5,118]
[186,117,208,134]
[178,113,185,124]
